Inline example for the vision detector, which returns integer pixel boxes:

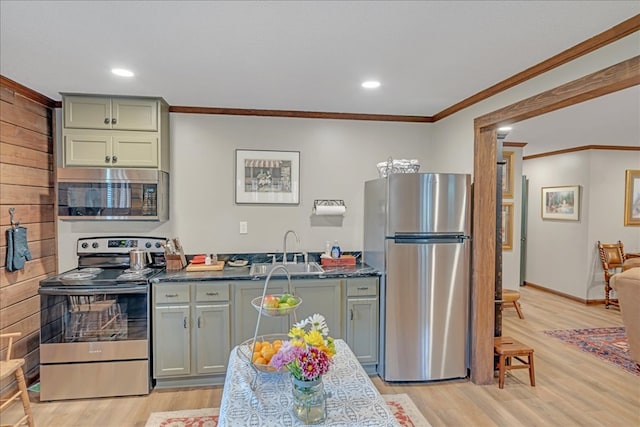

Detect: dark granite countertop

[151,251,380,284]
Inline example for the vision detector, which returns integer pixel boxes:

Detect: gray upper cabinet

[64,95,158,131]
[61,94,170,172]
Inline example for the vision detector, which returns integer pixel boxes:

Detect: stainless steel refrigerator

[364,173,471,381]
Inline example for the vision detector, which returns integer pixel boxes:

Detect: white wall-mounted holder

[313,200,346,216]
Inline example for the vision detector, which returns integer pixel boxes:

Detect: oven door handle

[39,286,148,295]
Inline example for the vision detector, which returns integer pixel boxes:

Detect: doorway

[469,55,640,385]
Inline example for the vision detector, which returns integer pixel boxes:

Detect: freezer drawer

[382,239,469,381]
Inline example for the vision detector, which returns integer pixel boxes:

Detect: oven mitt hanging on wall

[6,226,32,272]
[6,228,14,271]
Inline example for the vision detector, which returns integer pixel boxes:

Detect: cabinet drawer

[195,284,229,302]
[155,285,190,304]
[347,281,378,297]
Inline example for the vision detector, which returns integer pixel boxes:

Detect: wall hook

[8,208,20,229]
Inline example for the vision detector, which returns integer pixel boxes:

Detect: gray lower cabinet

[232,278,344,346]
[153,282,230,388]
[152,274,379,387]
[291,279,343,339]
[345,277,379,369]
[233,282,289,346]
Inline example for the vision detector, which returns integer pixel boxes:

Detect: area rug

[145,393,430,426]
[544,326,640,376]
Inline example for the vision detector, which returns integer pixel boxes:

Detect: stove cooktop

[41,267,163,287]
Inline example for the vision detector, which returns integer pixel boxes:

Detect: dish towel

[6,226,32,272]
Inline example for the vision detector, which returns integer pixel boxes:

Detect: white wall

[524,150,640,300]
[57,115,431,269]
[169,115,431,255]
[56,32,639,276]
[429,33,638,297]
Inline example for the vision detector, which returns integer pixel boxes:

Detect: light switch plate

[239,221,248,234]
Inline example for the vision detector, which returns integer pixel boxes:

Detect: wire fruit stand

[236,264,302,389]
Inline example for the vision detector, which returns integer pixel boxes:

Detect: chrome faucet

[282,230,300,264]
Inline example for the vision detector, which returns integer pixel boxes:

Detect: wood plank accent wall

[0,77,56,395]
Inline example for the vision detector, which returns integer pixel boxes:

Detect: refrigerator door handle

[393,235,467,244]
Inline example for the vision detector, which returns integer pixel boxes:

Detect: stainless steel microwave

[57,168,169,221]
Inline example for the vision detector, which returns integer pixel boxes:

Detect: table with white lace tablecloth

[219,339,399,426]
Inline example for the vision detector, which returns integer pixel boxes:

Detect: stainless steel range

[38,236,166,401]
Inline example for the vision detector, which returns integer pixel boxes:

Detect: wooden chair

[597,241,628,308]
[0,332,35,427]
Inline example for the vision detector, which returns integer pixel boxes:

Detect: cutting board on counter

[185,260,225,271]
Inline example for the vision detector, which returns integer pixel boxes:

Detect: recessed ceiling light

[498,126,512,132]
[361,80,381,89]
[112,68,134,77]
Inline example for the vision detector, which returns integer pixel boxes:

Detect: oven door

[39,285,149,363]
[39,285,151,400]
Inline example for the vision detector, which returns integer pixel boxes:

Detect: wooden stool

[502,289,524,319]
[494,336,535,389]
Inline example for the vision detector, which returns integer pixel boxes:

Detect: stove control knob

[92,242,99,249]
[145,242,152,248]
[155,242,162,248]
[81,242,89,249]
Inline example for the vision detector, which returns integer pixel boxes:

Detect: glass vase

[291,376,326,424]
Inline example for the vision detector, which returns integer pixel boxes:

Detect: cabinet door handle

[165,293,178,298]
[112,155,118,163]
[350,308,354,320]
[104,118,110,125]
[206,292,219,296]
[197,316,202,328]
[183,317,188,328]
[111,118,117,125]
[357,287,368,291]
[105,156,111,163]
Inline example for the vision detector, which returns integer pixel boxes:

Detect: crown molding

[523,144,640,160]
[0,75,56,109]
[504,142,527,148]
[433,14,640,122]
[169,105,433,123]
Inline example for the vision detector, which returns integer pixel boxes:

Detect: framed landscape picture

[235,149,300,205]
[501,202,513,250]
[624,169,640,226]
[541,185,580,221]
[502,151,514,199]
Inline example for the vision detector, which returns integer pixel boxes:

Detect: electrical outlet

[239,221,248,234]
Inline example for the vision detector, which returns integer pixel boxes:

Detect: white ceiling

[1,1,638,156]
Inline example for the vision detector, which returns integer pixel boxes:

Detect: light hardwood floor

[6,286,639,426]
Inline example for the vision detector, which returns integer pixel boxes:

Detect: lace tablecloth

[219,339,399,426]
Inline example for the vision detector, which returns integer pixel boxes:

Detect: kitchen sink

[249,262,324,276]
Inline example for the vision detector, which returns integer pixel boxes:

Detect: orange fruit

[252,341,262,352]
[273,340,282,346]
[261,347,275,362]
[254,357,267,365]
[252,352,262,362]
